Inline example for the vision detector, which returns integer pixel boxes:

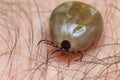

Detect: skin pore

[0,0,120,80]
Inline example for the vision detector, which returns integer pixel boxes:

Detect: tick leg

[75,51,83,61]
[37,40,59,48]
[67,52,72,67]
[49,48,61,55]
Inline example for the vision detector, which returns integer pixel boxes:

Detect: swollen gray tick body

[38,1,103,67]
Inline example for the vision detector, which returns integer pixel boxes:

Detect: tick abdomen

[49,1,103,51]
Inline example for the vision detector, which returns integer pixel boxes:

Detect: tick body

[38,1,103,67]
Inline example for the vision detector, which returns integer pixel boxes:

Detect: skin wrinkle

[0,0,120,80]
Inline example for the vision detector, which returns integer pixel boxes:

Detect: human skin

[0,0,120,80]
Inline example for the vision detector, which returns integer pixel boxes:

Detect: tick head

[61,40,71,52]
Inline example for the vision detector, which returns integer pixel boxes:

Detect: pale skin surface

[0,0,120,80]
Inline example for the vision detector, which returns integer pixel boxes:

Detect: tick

[38,1,103,67]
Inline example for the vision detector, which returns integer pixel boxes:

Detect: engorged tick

[37,1,103,67]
